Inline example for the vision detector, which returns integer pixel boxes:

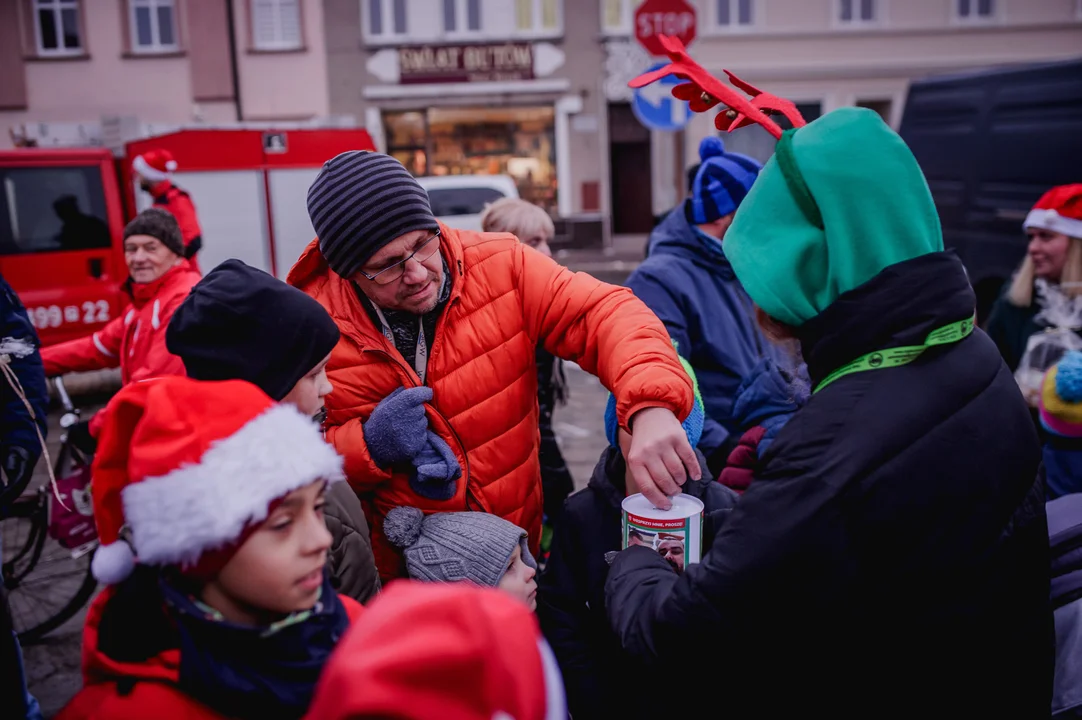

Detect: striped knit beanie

[307,151,438,278]
[685,136,762,225]
[1040,351,1082,438]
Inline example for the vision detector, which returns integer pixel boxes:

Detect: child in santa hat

[305,581,567,720]
[57,376,362,720]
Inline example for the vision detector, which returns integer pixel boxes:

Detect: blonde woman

[986,184,1082,373]
[480,198,572,547]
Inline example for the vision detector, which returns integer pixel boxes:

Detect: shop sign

[398,43,535,85]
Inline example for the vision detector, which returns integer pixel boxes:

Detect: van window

[0,166,111,255]
[426,187,508,216]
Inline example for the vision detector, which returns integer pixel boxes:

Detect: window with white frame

[129,0,178,52]
[516,0,561,35]
[955,0,996,22]
[251,0,302,50]
[33,0,82,55]
[601,0,632,35]
[366,0,407,39]
[713,0,754,30]
[443,0,481,35]
[837,0,878,25]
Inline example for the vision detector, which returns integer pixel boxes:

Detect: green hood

[724,107,943,327]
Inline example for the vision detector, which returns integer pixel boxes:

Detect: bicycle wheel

[2,493,98,644]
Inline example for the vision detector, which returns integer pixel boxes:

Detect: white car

[417,175,519,232]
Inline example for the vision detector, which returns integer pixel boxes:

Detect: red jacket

[288,226,693,582]
[41,262,200,432]
[57,586,364,720]
[306,581,559,720]
[151,181,204,271]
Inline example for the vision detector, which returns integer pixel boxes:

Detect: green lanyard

[814,316,976,394]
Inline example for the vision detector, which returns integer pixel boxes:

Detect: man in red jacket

[42,209,200,436]
[132,149,204,273]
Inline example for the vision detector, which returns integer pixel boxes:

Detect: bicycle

[1,376,98,643]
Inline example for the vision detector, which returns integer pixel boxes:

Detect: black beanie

[307,151,438,278]
[124,208,185,257]
[165,259,341,401]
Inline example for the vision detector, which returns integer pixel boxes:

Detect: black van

[898,57,1082,322]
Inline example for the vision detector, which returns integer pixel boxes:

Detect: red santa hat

[1024,184,1082,239]
[90,376,343,585]
[132,148,179,183]
[306,581,566,720]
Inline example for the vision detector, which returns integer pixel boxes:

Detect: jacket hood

[725,107,943,327]
[648,206,735,276]
[305,581,564,720]
[731,357,810,431]
[587,446,714,511]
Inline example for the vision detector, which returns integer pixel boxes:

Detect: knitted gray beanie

[384,507,536,587]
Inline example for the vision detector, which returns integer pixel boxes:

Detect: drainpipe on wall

[226,0,244,121]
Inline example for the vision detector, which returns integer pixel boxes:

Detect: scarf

[162,572,349,720]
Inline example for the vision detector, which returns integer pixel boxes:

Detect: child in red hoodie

[58,377,362,720]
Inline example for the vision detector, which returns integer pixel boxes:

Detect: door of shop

[609,103,654,234]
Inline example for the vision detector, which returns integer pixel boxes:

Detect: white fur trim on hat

[1024,208,1082,239]
[91,540,136,585]
[132,154,173,183]
[121,404,344,569]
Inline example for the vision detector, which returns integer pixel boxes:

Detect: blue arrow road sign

[631,62,691,132]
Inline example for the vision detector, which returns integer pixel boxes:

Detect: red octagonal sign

[634,0,697,57]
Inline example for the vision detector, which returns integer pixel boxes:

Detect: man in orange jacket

[291,151,700,583]
[42,209,200,437]
[133,149,204,273]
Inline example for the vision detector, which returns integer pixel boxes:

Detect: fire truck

[1,125,375,346]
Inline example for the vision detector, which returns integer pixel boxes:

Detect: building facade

[323,0,607,243]
[601,0,1082,233]
[0,0,333,148]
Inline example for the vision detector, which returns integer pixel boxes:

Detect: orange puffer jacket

[288,225,693,582]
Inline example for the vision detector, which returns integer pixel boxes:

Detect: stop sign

[634,0,697,57]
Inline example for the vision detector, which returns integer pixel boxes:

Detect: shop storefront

[384,106,557,214]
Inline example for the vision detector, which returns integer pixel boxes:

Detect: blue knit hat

[685,136,762,225]
[605,348,705,448]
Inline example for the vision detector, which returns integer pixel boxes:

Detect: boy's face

[202,480,332,625]
[496,544,537,611]
[282,353,334,419]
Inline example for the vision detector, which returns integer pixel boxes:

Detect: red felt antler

[629,35,806,139]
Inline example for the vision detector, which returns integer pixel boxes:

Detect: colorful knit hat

[605,344,705,448]
[90,377,344,585]
[1040,351,1082,438]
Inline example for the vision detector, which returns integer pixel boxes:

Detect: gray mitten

[409,431,461,501]
[363,386,433,467]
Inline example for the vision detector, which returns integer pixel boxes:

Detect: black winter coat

[536,347,574,523]
[538,446,737,719]
[606,252,1052,717]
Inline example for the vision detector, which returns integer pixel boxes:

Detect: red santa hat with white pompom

[1024,184,1082,240]
[132,148,179,184]
[89,376,343,585]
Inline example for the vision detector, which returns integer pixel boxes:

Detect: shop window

[713,0,754,30]
[837,0,878,25]
[516,0,561,34]
[444,0,481,35]
[0,167,111,256]
[602,0,631,35]
[955,0,996,22]
[129,0,178,53]
[366,0,407,39]
[33,0,83,56]
[385,107,558,215]
[251,0,302,51]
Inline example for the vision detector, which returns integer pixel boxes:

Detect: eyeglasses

[358,231,441,285]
